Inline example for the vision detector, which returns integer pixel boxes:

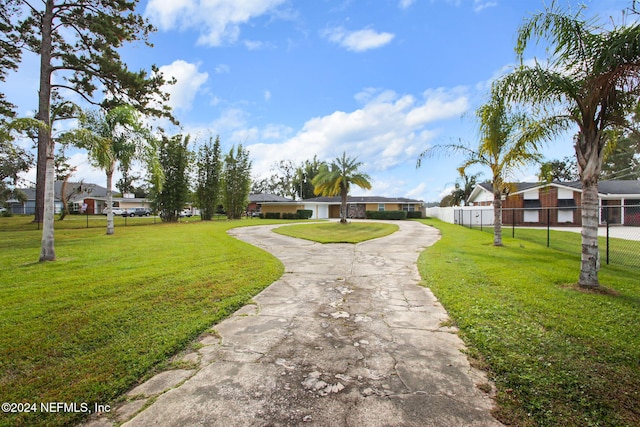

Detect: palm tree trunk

[493,191,503,246]
[340,189,348,224]
[579,179,600,288]
[576,131,601,288]
[106,167,115,235]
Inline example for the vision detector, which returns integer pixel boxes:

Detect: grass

[466,224,640,268]
[512,227,639,269]
[416,218,640,427]
[272,221,399,243]
[0,218,291,427]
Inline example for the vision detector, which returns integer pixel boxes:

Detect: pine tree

[195,136,222,220]
[8,0,174,260]
[222,145,252,220]
[152,134,192,222]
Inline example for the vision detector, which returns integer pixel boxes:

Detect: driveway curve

[90,220,502,427]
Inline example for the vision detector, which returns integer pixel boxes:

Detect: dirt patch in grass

[560,283,621,296]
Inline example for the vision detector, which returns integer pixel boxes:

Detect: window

[401,204,415,212]
[558,199,576,223]
[524,210,539,222]
[378,204,385,211]
[523,199,541,223]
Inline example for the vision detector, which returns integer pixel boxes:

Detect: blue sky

[5,0,632,202]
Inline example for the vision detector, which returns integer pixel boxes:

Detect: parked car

[102,207,126,215]
[179,209,192,217]
[132,208,151,217]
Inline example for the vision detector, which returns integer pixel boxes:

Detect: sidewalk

[83,220,502,426]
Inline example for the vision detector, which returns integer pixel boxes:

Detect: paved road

[85,220,502,427]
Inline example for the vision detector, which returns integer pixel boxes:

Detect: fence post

[606,215,610,265]
[547,208,550,248]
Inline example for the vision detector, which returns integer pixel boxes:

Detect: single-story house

[11,181,152,215]
[252,194,425,219]
[247,193,295,216]
[467,180,640,226]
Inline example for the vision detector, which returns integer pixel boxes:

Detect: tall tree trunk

[38,1,55,260]
[39,148,55,261]
[579,180,600,287]
[35,1,54,223]
[576,131,602,288]
[106,165,115,235]
[493,190,503,246]
[340,189,348,224]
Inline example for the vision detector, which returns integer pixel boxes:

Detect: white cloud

[264,90,272,101]
[438,185,456,199]
[406,182,428,199]
[399,0,415,9]
[474,1,498,13]
[405,88,469,127]
[159,60,208,112]
[244,40,268,50]
[215,64,230,74]
[323,27,395,52]
[246,87,470,178]
[145,0,287,46]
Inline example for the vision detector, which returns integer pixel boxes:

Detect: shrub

[265,212,281,219]
[407,211,423,219]
[365,210,407,220]
[296,209,313,219]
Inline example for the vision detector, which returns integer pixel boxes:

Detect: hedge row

[261,209,313,220]
[365,210,408,220]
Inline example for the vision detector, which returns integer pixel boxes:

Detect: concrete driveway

[85,220,502,427]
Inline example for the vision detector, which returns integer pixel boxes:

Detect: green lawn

[273,221,399,243]
[0,219,288,427]
[466,223,640,269]
[417,219,640,427]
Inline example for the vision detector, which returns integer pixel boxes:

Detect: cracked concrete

[82,220,502,427]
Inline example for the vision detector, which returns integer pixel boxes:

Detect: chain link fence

[0,207,234,232]
[426,205,640,269]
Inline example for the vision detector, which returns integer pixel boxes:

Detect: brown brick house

[467,180,640,226]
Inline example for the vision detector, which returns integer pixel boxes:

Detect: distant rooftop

[303,196,423,204]
[249,193,295,203]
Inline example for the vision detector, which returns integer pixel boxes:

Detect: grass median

[417,218,640,427]
[272,221,399,243]
[0,219,289,427]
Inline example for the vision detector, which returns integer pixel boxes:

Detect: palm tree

[451,167,482,207]
[62,105,160,235]
[312,152,372,223]
[419,91,550,245]
[496,5,640,288]
[459,94,548,246]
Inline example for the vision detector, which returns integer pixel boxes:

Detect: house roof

[598,180,640,195]
[470,180,640,202]
[18,181,109,202]
[303,196,423,204]
[249,193,295,203]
